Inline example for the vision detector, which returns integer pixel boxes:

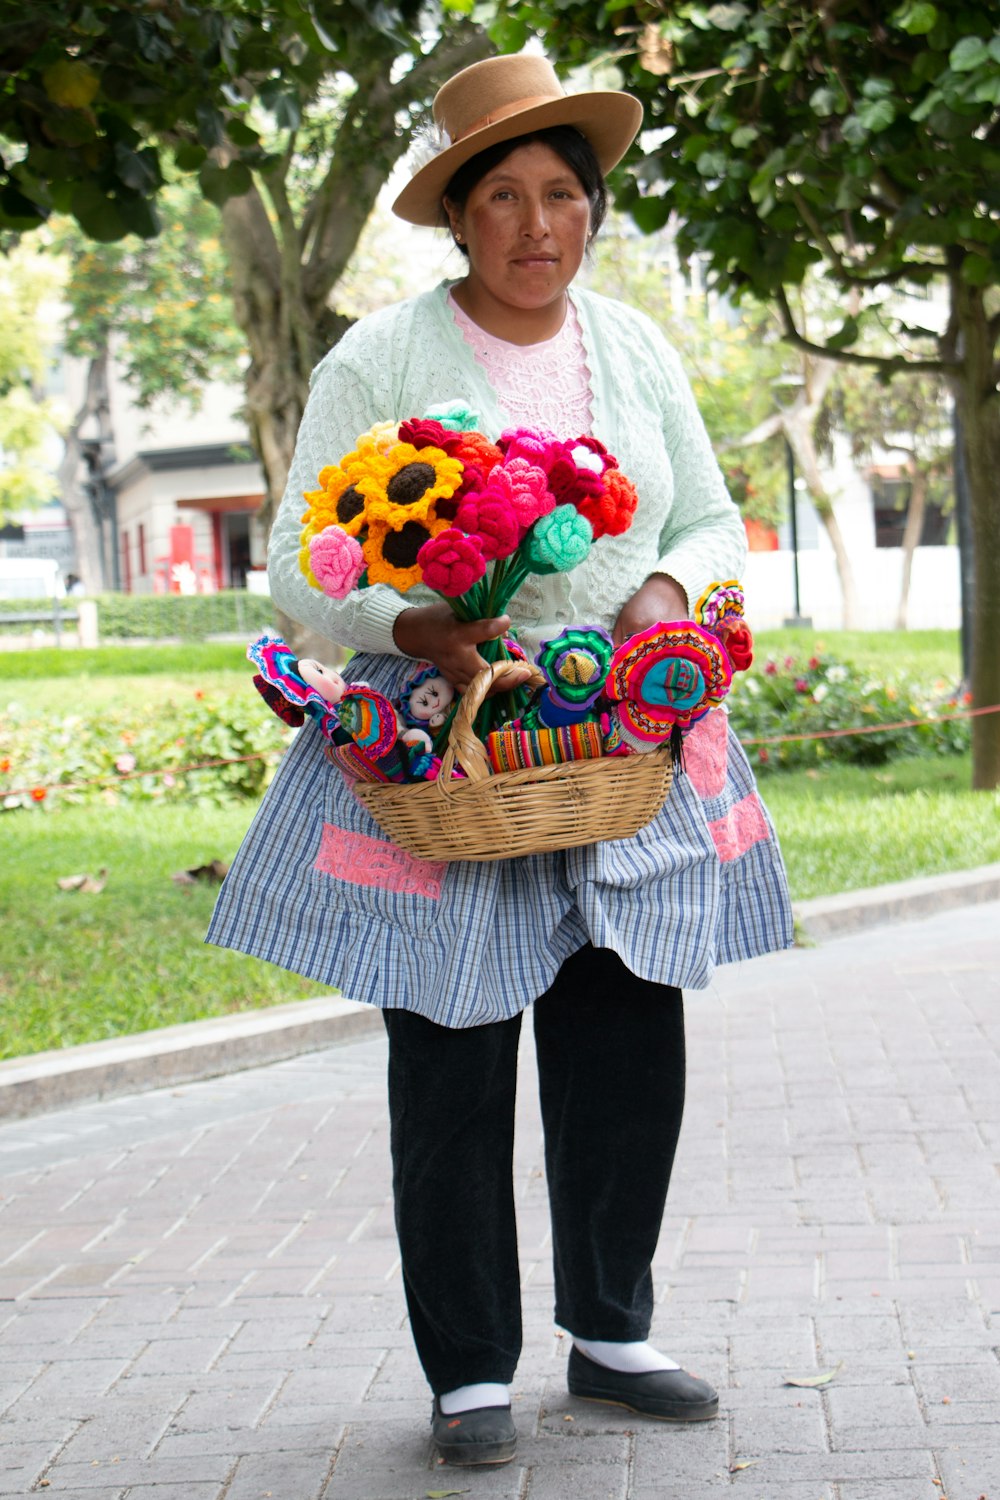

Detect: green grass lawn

[1,627,992,1060]
[0,801,335,1060]
[762,753,999,900]
[754,627,962,685]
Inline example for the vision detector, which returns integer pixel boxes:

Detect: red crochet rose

[451,430,503,474]
[547,455,605,508]
[417,528,487,596]
[398,417,457,452]
[722,622,754,671]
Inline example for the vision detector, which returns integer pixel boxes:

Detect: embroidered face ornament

[403,667,454,729]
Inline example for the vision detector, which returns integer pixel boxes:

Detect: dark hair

[442,124,608,252]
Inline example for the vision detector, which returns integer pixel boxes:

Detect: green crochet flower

[524,505,593,575]
[422,400,480,432]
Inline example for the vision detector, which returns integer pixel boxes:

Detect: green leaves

[893,1,938,34]
[950,36,990,72]
[198,160,253,206]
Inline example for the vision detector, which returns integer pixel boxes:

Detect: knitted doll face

[445,141,590,338]
[406,673,453,727]
[298,658,347,704]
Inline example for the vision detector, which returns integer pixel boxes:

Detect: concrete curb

[0,996,383,1123]
[792,860,1000,939]
[2,866,998,1124]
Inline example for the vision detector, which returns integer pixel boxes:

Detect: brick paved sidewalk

[1,901,998,1500]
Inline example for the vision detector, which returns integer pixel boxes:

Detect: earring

[453,230,463,243]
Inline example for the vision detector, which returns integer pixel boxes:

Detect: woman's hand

[612,573,690,647]
[393,602,531,695]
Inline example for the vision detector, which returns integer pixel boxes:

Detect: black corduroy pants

[382,943,687,1396]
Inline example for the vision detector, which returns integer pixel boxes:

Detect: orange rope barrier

[3,703,999,800]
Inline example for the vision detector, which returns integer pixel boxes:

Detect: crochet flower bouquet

[299,400,635,676]
[287,402,753,787]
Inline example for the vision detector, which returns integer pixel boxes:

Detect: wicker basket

[354,658,674,862]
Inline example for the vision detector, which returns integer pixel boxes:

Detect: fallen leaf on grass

[729,1460,760,1472]
[171,859,229,886]
[783,1361,844,1388]
[56,868,108,893]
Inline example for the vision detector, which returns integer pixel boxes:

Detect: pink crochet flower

[417,528,487,596]
[454,493,520,561]
[484,458,555,532]
[309,526,365,598]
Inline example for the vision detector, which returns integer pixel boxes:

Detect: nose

[521,195,550,240]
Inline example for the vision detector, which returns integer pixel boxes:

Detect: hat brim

[392,90,644,227]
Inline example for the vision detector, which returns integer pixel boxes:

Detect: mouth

[512,255,557,269]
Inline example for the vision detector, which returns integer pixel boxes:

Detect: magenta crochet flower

[417,528,487,596]
[524,505,593,574]
[499,426,561,468]
[484,458,555,533]
[454,492,521,561]
[309,526,365,598]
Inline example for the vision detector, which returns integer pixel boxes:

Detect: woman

[209,52,794,1468]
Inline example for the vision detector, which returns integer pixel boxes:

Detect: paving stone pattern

[1,901,998,1499]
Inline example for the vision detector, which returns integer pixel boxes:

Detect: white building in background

[744,433,961,632]
[104,368,269,596]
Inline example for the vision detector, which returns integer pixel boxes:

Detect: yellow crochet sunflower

[361,442,464,529]
[301,459,372,540]
[363,510,450,592]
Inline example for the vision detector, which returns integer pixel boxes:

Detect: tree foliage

[0,0,445,241]
[507,0,1000,785]
[0,242,65,521]
[56,180,244,410]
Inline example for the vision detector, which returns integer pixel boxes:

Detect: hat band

[443,93,564,147]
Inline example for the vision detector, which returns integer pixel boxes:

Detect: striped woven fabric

[485,721,606,772]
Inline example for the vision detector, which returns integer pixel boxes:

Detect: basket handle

[438,658,545,784]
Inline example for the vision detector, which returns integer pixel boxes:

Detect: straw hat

[392,53,643,227]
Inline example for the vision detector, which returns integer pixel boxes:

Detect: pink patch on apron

[682,709,729,799]
[314,825,446,900]
[706,793,771,863]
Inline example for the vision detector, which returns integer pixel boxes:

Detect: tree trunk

[784,401,861,627]
[58,345,111,593]
[896,463,926,631]
[952,283,1000,790]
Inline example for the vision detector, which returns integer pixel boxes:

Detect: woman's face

[445,141,591,330]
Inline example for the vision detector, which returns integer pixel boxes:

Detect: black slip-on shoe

[430,1398,517,1465]
[567,1346,719,1422]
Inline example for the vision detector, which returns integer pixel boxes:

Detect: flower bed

[727,650,970,768]
[0,690,290,811]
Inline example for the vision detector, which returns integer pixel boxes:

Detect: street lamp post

[783,436,812,629]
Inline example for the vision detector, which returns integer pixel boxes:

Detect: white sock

[438,1382,510,1414]
[573,1338,680,1374]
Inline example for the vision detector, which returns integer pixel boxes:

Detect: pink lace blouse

[447,290,594,434]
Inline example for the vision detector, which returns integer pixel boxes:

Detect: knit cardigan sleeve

[266,304,436,656]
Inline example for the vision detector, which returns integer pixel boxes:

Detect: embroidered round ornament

[605,622,734,743]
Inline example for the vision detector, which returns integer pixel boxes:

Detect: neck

[451,278,568,345]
